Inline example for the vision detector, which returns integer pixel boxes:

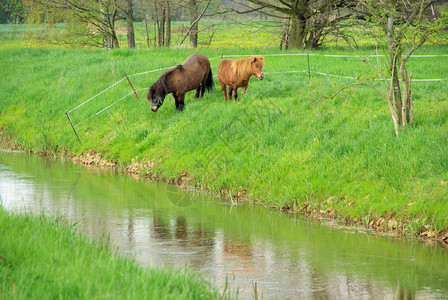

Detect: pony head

[250,56,265,81]
[147,77,168,112]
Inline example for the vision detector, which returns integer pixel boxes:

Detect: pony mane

[231,56,264,78]
[147,76,168,101]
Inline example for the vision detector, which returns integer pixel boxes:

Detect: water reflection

[1,151,447,299]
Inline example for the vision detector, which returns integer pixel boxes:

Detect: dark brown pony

[217,56,265,101]
[147,54,214,112]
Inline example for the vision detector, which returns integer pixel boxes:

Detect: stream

[1,151,447,299]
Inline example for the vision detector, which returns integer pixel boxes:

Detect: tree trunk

[279,18,290,50]
[189,0,198,48]
[124,0,135,48]
[399,60,414,125]
[112,31,120,48]
[305,28,323,49]
[165,2,171,47]
[387,17,402,125]
[159,9,165,47]
[386,90,401,136]
[391,64,402,124]
[111,9,119,48]
[143,13,150,47]
[154,0,160,47]
[289,16,306,49]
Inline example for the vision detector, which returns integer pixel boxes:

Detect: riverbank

[0,208,229,299]
[1,46,448,244]
[64,148,448,245]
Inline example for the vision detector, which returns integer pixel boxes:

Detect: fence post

[125,73,141,102]
[65,112,81,143]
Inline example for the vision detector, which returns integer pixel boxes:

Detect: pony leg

[200,76,207,97]
[220,83,228,101]
[177,93,185,111]
[195,86,201,98]
[240,85,248,101]
[174,94,181,110]
[228,87,233,101]
[232,87,238,101]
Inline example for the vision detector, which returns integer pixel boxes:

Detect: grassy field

[0,21,285,50]
[0,208,229,299]
[0,23,448,243]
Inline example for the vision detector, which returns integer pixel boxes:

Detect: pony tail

[205,68,214,92]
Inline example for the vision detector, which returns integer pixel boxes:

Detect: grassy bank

[1,44,448,241]
[0,208,228,299]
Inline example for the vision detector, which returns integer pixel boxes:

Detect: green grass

[0,208,229,299]
[1,24,448,239]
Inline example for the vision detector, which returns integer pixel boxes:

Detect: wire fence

[65,52,448,142]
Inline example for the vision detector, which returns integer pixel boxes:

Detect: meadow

[1,22,448,243]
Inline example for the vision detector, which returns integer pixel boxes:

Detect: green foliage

[0,0,24,24]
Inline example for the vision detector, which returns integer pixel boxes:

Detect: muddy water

[1,151,448,299]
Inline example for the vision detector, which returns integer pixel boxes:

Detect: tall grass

[1,39,448,237]
[0,208,229,299]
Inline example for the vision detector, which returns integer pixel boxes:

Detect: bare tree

[330,0,447,135]
[166,1,171,46]
[227,0,357,49]
[189,0,198,47]
[179,0,211,47]
[148,0,171,47]
[26,0,121,48]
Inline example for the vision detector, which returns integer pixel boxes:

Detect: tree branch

[178,0,211,46]
[329,82,387,100]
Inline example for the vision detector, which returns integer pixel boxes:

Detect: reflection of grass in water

[0,208,230,299]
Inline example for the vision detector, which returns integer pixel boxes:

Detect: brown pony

[147,54,214,112]
[217,56,265,101]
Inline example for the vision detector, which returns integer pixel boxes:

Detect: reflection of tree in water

[186,219,216,270]
[192,222,214,248]
[175,216,188,240]
[222,232,256,277]
[223,236,253,259]
[126,210,135,249]
[395,281,415,300]
[152,212,172,240]
[150,212,215,270]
